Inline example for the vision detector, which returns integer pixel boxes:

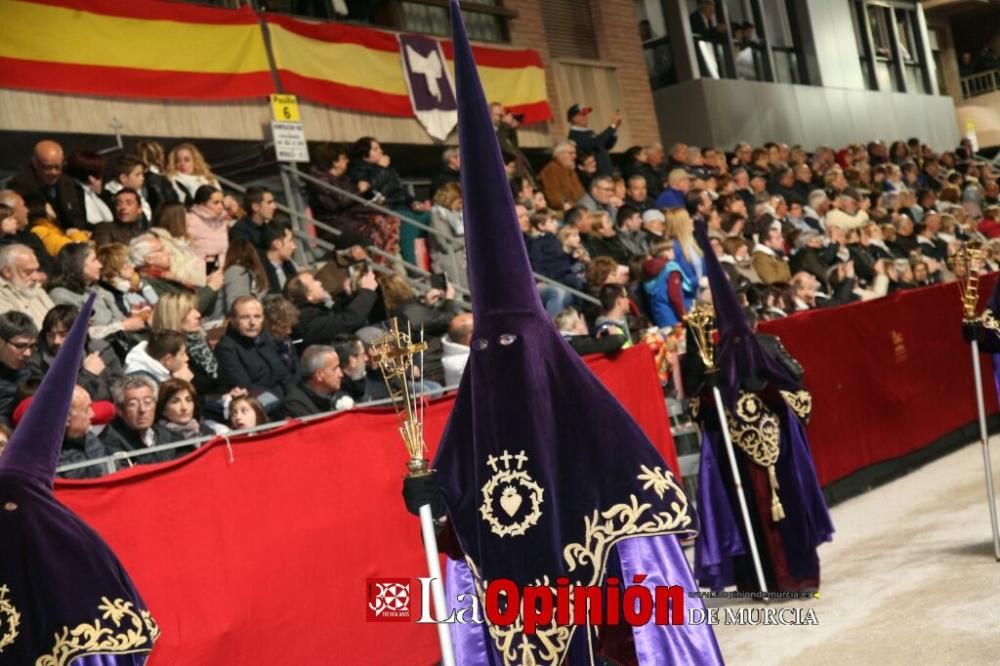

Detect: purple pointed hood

[0,294,160,664]
[694,222,799,406]
[431,3,708,663]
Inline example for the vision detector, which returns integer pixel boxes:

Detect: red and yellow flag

[265,13,552,123]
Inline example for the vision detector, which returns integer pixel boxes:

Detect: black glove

[402,471,448,519]
[963,320,981,343]
[701,369,720,390]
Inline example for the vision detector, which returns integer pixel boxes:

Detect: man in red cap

[566,102,621,177]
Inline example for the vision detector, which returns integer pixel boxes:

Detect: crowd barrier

[52,277,998,663]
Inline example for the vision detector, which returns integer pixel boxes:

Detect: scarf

[160,418,202,440]
[186,332,218,378]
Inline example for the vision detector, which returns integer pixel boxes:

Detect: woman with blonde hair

[429,181,467,290]
[378,273,462,338]
[166,142,219,204]
[96,242,157,315]
[663,207,703,312]
[150,202,208,286]
[152,292,219,397]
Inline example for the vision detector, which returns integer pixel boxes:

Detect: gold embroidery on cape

[981,309,1000,333]
[480,450,544,538]
[727,392,785,522]
[36,597,159,666]
[0,585,20,653]
[468,465,693,666]
[779,389,812,423]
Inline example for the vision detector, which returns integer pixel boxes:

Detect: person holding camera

[286,268,378,348]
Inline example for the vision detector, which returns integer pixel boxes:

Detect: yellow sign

[270,94,300,122]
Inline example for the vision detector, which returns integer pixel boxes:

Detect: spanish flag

[266,13,550,124]
[0,0,273,100]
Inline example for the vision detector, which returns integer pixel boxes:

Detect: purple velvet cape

[0,295,158,665]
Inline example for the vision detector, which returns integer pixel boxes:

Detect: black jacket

[585,234,633,264]
[260,251,298,294]
[143,170,180,213]
[430,166,461,195]
[0,364,29,428]
[568,126,618,177]
[293,289,378,347]
[348,160,410,208]
[57,432,112,480]
[214,328,297,399]
[99,418,181,469]
[230,218,267,250]
[8,166,86,230]
[562,333,626,356]
[283,383,350,418]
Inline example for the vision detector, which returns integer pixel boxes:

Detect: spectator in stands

[428,181,468,291]
[624,174,655,212]
[229,395,267,431]
[752,220,792,284]
[566,103,620,177]
[441,312,472,388]
[0,244,55,328]
[665,207,704,290]
[527,212,583,316]
[641,208,667,247]
[65,150,113,228]
[149,201,207,287]
[915,211,948,261]
[431,147,461,194]
[617,206,648,257]
[307,142,400,257]
[48,243,148,347]
[135,140,179,213]
[31,304,121,403]
[55,385,109,480]
[575,152,598,191]
[96,243,158,317]
[577,175,619,219]
[594,283,634,345]
[129,234,222,316]
[656,169,690,209]
[125,329,193,384]
[222,239,268,312]
[349,136,429,264]
[0,311,37,426]
[103,156,152,222]
[889,214,919,256]
[538,141,584,211]
[555,306,626,355]
[287,269,377,347]
[9,139,86,230]
[102,375,178,466]
[186,185,229,270]
[215,296,297,408]
[586,210,631,264]
[25,188,88,260]
[490,102,537,186]
[260,221,298,294]
[166,142,219,204]
[155,378,216,443]
[642,241,686,328]
[229,187,276,250]
[262,295,302,382]
[332,334,370,402]
[152,293,219,399]
[690,0,727,40]
[0,190,51,275]
[379,273,462,338]
[284,345,351,418]
[92,189,146,246]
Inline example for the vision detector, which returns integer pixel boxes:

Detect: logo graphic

[366,578,412,622]
[480,449,544,538]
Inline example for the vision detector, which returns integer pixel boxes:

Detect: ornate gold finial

[369,318,431,477]
[955,241,986,322]
[685,302,717,371]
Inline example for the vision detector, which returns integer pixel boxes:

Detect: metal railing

[281,165,601,307]
[961,69,1000,99]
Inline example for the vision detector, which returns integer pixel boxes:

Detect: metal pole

[712,385,770,595]
[418,504,456,666]
[970,340,1000,561]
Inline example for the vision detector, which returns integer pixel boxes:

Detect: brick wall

[506,0,661,149]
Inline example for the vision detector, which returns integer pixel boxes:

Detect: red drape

[55,346,676,665]
[759,276,999,486]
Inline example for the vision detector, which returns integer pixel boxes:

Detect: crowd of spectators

[3,112,997,479]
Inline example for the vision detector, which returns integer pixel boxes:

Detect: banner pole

[970,340,1000,561]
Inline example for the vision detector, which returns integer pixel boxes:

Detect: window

[635,0,676,89]
[852,1,933,94]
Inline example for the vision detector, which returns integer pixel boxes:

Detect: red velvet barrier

[54,346,676,665]
[759,276,999,486]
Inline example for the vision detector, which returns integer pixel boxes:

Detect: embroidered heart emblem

[500,486,522,517]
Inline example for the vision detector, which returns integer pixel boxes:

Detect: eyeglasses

[5,339,37,353]
[123,398,156,410]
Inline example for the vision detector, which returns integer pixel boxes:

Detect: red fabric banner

[54,346,676,665]
[759,276,999,486]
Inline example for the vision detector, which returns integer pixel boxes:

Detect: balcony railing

[961,69,1000,99]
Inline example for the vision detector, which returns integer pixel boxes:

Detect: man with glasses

[101,375,178,468]
[0,243,54,329]
[8,139,86,230]
[0,311,38,427]
[576,175,619,219]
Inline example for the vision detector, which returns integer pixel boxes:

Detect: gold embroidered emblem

[779,389,812,423]
[36,597,159,666]
[727,392,785,521]
[468,465,693,666]
[0,585,20,653]
[981,309,1000,333]
[480,450,544,538]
